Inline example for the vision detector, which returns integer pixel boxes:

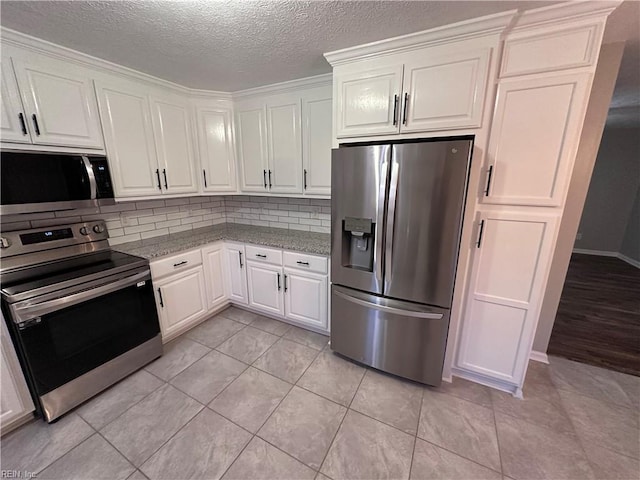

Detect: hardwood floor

[548,253,640,376]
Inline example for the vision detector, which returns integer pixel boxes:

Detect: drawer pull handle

[296,261,310,266]
[173,261,188,267]
[256,254,267,258]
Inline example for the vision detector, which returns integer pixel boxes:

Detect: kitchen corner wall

[0,195,331,246]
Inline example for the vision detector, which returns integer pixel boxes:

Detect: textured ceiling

[0,1,638,124]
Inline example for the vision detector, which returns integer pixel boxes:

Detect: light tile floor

[2,306,639,480]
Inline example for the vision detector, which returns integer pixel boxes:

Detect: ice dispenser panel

[342,217,374,272]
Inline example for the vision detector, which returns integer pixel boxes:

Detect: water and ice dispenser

[341,217,375,272]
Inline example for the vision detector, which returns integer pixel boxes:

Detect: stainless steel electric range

[0,220,162,422]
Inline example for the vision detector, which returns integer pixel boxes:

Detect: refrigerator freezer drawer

[330,285,450,386]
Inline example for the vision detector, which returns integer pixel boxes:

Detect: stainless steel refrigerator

[330,138,472,386]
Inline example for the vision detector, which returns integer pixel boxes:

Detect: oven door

[8,269,160,399]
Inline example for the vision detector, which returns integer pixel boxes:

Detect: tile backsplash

[0,195,331,245]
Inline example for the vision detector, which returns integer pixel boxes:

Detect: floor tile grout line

[489,387,505,476]
[316,363,368,475]
[408,388,425,479]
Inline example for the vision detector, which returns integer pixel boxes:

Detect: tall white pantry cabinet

[325,2,618,395]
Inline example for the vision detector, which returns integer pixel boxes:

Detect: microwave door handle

[385,157,400,284]
[11,270,150,323]
[81,156,97,200]
[374,146,391,290]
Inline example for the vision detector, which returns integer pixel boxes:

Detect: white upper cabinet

[150,96,198,195]
[11,56,104,149]
[1,57,31,144]
[266,95,302,194]
[401,48,490,132]
[302,87,332,196]
[457,211,559,385]
[483,72,591,207]
[196,106,237,193]
[95,80,161,197]
[236,105,269,192]
[334,65,403,138]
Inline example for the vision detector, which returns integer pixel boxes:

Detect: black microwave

[0,151,116,215]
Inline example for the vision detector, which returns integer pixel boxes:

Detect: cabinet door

[302,89,332,196]
[155,267,208,339]
[246,261,283,316]
[483,73,591,207]
[1,312,34,430]
[197,107,237,192]
[267,97,303,194]
[151,97,198,195]
[334,65,403,138]
[457,211,559,386]
[95,81,160,197]
[11,57,104,149]
[236,106,268,192]
[401,48,490,132]
[284,268,328,330]
[225,245,248,305]
[1,58,31,144]
[203,243,228,309]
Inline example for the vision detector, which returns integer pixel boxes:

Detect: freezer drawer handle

[296,261,309,266]
[173,261,188,267]
[334,290,443,319]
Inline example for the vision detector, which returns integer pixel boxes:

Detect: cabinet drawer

[245,245,283,265]
[150,249,203,279]
[283,251,328,274]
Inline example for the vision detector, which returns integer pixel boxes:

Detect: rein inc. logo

[1,471,36,478]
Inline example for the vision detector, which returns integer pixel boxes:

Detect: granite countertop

[113,223,331,259]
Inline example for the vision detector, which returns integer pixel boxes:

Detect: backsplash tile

[0,195,331,245]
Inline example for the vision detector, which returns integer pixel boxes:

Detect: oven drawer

[283,251,328,274]
[245,245,282,265]
[150,249,203,280]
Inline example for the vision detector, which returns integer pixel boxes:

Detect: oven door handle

[11,270,151,323]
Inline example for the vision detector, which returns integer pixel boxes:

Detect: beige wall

[532,42,625,354]
[574,126,640,254]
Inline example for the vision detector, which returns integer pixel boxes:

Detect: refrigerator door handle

[385,157,400,282]
[333,289,443,319]
[374,149,390,288]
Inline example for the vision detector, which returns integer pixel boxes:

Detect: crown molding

[0,27,328,101]
[509,0,622,31]
[324,10,516,66]
[232,73,333,100]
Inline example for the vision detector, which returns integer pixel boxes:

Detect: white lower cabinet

[284,268,328,330]
[225,244,248,305]
[202,243,227,310]
[456,210,559,389]
[1,311,34,432]
[246,261,284,316]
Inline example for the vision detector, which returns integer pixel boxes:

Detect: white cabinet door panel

[402,48,490,132]
[197,107,237,192]
[246,261,283,316]
[1,58,31,144]
[457,211,559,385]
[156,267,207,339]
[95,82,160,197]
[484,73,590,207]
[284,269,328,330]
[236,106,268,192]
[12,57,104,149]
[203,244,228,309]
[267,99,302,194]
[302,91,332,196]
[335,65,403,138]
[225,245,248,305]
[151,98,198,194]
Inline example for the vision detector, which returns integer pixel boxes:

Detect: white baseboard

[572,248,640,269]
[529,350,549,364]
